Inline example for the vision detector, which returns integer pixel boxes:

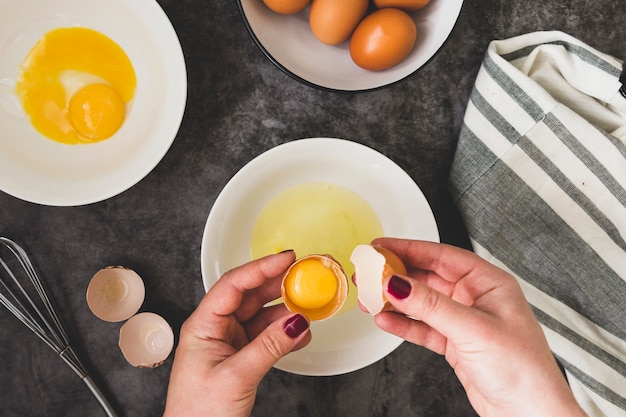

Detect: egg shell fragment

[350,244,407,314]
[86,266,145,322]
[281,254,349,321]
[118,312,174,368]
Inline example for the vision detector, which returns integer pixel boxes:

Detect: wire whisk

[0,237,117,417]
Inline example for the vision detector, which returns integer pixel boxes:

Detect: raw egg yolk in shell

[283,258,339,309]
[281,255,349,321]
[16,27,136,144]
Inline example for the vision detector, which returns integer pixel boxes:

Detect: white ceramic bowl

[238,0,464,92]
[201,138,440,375]
[0,0,186,206]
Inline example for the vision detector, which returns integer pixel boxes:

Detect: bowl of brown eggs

[238,0,464,92]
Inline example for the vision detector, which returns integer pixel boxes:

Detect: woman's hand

[163,250,311,417]
[370,238,587,417]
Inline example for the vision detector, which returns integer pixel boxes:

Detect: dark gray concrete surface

[0,0,624,416]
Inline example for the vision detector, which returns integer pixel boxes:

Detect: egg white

[58,69,109,104]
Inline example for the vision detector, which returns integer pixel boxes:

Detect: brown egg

[373,0,431,12]
[118,312,174,368]
[263,0,310,14]
[350,244,407,314]
[309,0,369,45]
[349,8,417,71]
[86,266,145,322]
[281,254,349,321]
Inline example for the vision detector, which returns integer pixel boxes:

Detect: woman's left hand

[163,250,311,417]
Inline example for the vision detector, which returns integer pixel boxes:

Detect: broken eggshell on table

[86,266,173,367]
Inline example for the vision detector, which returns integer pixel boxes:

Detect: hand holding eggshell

[367,238,587,417]
[163,251,311,417]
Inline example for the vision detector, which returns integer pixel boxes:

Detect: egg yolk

[16,27,136,144]
[68,84,126,140]
[283,258,338,309]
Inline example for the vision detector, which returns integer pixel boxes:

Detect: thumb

[384,274,477,338]
[231,313,310,382]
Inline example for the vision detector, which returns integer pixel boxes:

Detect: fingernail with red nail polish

[387,275,411,299]
[284,314,308,338]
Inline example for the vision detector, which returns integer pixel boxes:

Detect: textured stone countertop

[0,0,624,416]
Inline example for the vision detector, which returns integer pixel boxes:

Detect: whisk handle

[83,376,118,417]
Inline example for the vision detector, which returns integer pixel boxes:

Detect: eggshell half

[118,312,174,368]
[350,244,407,314]
[281,254,349,321]
[86,266,145,322]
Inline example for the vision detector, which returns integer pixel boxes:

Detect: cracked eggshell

[86,266,145,322]
[281,254,349,321]
[350,244,407,314]
[118,312,174,368]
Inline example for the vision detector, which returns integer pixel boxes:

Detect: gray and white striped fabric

[449,31,626,417]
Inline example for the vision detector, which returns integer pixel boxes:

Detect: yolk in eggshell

[283,258,338,310]
[16,27,136,144]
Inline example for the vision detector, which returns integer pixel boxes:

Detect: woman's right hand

[369,238,587,417]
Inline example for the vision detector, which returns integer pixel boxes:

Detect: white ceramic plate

[0,0,186,206]
[201,138,440,376]
[238,0,464,92]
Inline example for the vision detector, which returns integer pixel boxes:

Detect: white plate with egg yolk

[0,0,186,206]
[201,138,440,376]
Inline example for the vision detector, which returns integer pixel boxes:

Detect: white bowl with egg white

[201,138,440,375]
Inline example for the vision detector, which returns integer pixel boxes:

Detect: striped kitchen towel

[449,31,626,417]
